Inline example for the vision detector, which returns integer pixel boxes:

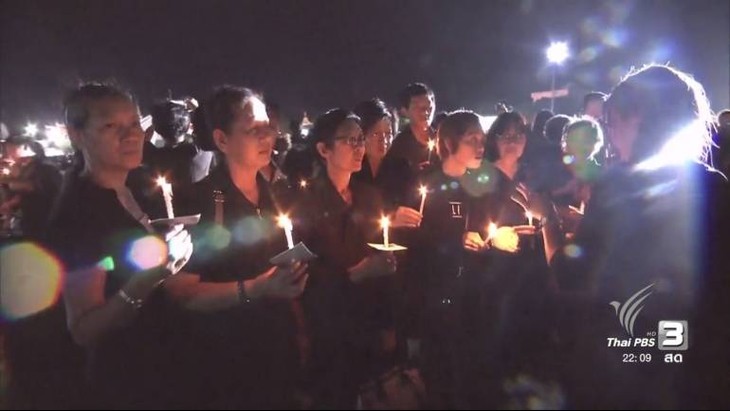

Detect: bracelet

[118,289,144,310]
[237,280,252,304]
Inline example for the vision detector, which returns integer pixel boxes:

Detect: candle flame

[277,214,293,230]
[419,185,428,196]
[380,216,391,229]
[427,139,436,151]
[156,176,169,187]
[299,179,308,188]
[488,222,498,239]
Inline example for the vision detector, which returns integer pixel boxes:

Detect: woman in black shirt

[174,86,308,409]
[291,109,397,409]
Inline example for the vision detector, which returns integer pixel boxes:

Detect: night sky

[1,0,728,129]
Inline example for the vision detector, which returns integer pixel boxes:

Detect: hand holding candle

[277,214,295,250]
[156,177,175,219]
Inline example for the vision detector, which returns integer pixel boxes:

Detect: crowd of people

[1,63,729,409]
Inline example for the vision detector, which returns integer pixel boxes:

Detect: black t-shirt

[45,171,181,408]
[176,164,299,408]
[292,174,392,406]
[379,127,439,209]
[551,163,730,408]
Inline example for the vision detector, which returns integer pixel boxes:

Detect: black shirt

[143,140,212,186]
[551,163,730,408]
[292,174,392,407]
[45,171,180,408]
[379,127,439,208]
[177,164,299,409]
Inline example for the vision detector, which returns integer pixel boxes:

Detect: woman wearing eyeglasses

[351,98,393,188]
[170,85,309,409]
[290,109,398,409]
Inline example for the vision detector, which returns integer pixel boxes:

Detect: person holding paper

[46,83,194,408]
[290,108,397,409]
[168,85,309,409]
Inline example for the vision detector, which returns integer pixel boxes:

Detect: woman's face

[450,124,486,170]
[74,98,145,172]
[318,119,365,174]
[563,127,599,161]
[215,97,275,171]
[496,123,526,163]
[364,118,392,161]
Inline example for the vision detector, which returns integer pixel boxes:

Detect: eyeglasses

[334,135,366,147]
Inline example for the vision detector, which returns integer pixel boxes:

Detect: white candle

[579,201,586,215]
[487,222,498,241]
[380,216,391,247]
[156,177,174,219]
[277,215,295,249]
[526,211,534,227]
[418,185,428,215]
[427,139,436,163]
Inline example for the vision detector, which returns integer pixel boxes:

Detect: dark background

[1,0,728,128]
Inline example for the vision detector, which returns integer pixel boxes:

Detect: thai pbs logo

[607,283,688,360]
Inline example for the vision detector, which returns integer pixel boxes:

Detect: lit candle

[487,222,498,241]
[418,185,428,215]
[299,179,308,189]
[1,168,9,176]
[277,214,295,249]
[526,211,534,227]
[427,139,436,163]
[156,177,174,219]
[380,216,391,247]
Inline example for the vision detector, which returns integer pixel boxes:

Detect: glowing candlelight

[418,185,428,215]
[156,177,175,219]
[487,222,498,241]
[1,168,9,176]
[277,214,295,249]
[380,216,391,247]
[526,211,534,227]
[427,139,436,162]
[299,179,308,189]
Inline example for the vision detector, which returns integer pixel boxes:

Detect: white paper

[367,243,408,252]
[150,214,201,227]
[269,242,318,266]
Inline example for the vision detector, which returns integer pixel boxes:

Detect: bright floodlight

[546,42,570,64]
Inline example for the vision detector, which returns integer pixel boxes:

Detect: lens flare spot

[1,242,63,320]
[564,244,583,259]
[127,236,168,271]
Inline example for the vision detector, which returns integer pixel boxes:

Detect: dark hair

[532,109,554,138]
[437,110,481,159]
[583,91,607,110]
[205,85,259,133]
[191,105,216,151]
[353,99,391,135]
[606,64,713,164]
[309,108,360,150]
[151,100,191,143]
[397,82,434,110]
[485,112,527,162]
[544,114,573,145]
[63,82,134,130]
